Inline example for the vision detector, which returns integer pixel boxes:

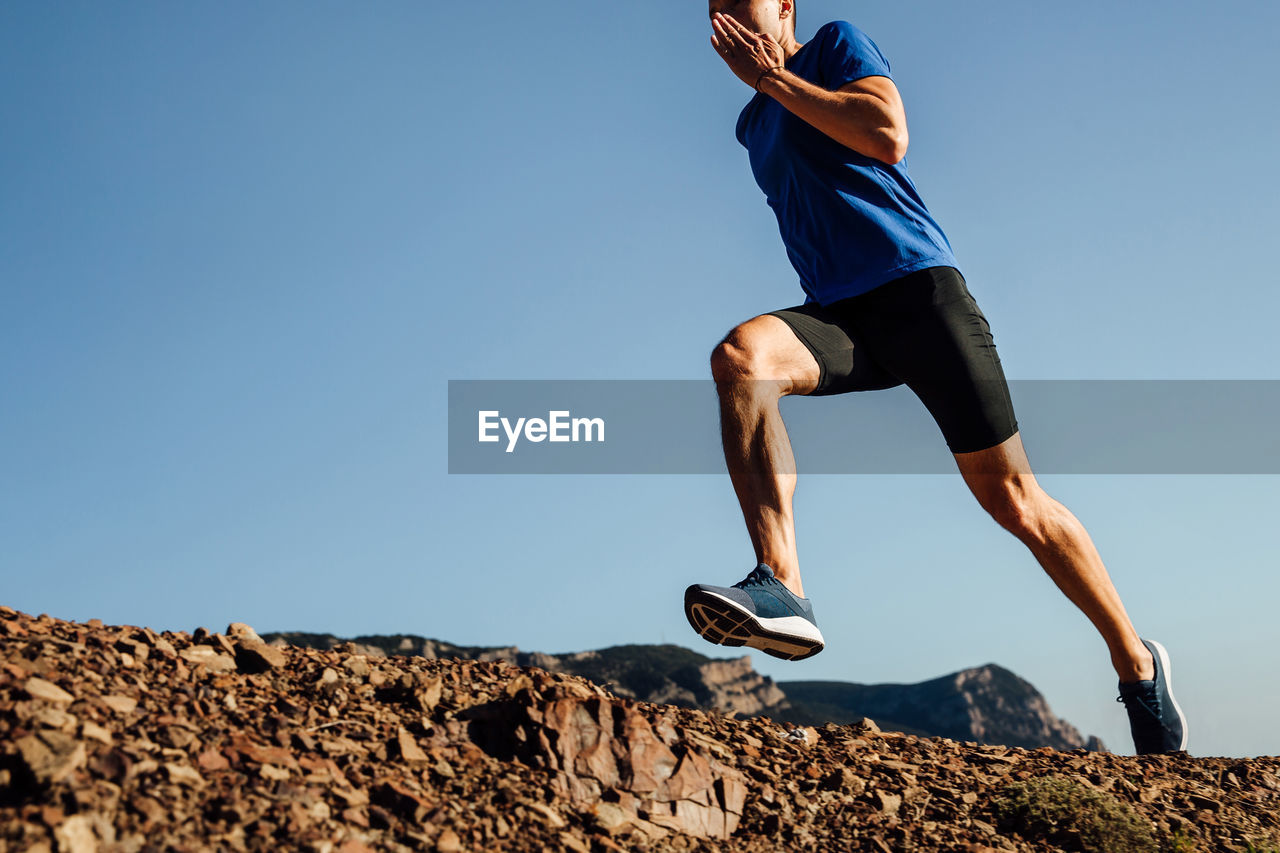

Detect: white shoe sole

[684,587,825,661]
[1147,638,1189,751]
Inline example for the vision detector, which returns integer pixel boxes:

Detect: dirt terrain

[2,606,1277,852]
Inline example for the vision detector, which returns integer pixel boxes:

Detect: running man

[682,0,1188,755]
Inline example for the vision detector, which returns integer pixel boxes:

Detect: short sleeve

[819,21,892,88]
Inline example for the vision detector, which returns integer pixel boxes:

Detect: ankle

[766,565,805,598]
[1115,643,1155,683]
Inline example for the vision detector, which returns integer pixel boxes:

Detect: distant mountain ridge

[261,631,1104,751]
[778,666,1106,751]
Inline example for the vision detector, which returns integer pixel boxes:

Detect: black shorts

[767,266,1019,454]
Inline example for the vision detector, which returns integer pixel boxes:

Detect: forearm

[758,70,907,165]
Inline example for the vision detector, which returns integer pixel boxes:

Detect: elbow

[880,127,908,165]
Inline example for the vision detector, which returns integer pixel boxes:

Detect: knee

[710,325,772,387]
[975,477,1041,538]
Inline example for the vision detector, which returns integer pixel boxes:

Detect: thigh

[766,303,904,396]
[849,267,1019,453]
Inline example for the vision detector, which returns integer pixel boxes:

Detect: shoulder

[810,20,892,76]
[814,20,882,53]
[816,20,863,40]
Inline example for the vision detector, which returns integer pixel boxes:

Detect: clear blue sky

[3,2,1278,758]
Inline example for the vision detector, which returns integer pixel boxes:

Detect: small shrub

[1162,825,1196,853]
[991,776,1156,853]
[1242,842,1280,853]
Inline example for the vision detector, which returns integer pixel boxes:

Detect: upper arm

[836,75,907,134]
[819,22,908,161]
[831,75,909,164]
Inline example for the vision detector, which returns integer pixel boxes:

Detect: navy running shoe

[684,563,824,661]
[1116,638,1189,755]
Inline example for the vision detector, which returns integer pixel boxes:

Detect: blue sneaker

[1116,638,1189,755]
[684,563,824,661]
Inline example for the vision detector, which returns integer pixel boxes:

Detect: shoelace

[1115,689,1165,726]
[733,565,781,591]
[732,564,811,621]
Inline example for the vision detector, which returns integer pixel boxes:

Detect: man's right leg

[708,314,821,599]
[686,305,901,660]
[684,313,827,660]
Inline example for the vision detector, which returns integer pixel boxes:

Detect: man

[682,0,1188,755]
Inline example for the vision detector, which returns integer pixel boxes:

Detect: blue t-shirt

[736,21,958,306]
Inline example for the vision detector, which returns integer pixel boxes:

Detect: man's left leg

[857,266,1189,753]
[951,430,1153,683]
[952,430,1189,754]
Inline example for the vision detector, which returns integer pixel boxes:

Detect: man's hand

[711,12,785,90]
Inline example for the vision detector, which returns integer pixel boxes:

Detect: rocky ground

[2,606,1278,853]
[263,633,1103,752]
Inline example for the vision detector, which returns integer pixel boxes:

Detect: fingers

[717,12,757,41]
[710,32,732,60]
[711,29,733,60]
[712,13,749,51]
[711,16,733,50]
[712,18,747,61]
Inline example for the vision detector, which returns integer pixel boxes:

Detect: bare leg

[954,431,1155,683]
[710,315,821,598]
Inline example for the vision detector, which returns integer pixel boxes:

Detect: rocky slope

[264,635,790,721]
[264,632,1102,751]
[3,607,1279,853]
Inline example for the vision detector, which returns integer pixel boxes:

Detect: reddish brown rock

[394,726,428,763]
[177,645,235,673]
[225,622,262,643]
[15,730,87,785]
[435,827,463,852]
[196,748,230,772]
[79,721,112,745]
[336,841,376,853]
[162,762,205,787]
[52,814,96,853]
[370,779,431,822]
[99,694,137,714]
[233,639,286,674]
